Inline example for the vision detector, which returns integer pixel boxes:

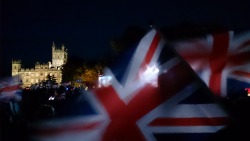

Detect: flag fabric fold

[31,29,228,141]
[0,75,22,103]
[173,30,250,98]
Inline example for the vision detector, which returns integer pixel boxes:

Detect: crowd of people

[0,84,94,141]
[1,83,250,141]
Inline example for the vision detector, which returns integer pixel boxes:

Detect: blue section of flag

[180,86,215,104]
[227,78,250,98]
[109,45,137,85]
[158,44,176,65]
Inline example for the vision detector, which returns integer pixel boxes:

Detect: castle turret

[52,41,56,51]
[51,42,68,69]
[62,44,65,51]
[12,60,21,76]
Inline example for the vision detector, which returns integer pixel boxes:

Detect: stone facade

[12,43,67,88]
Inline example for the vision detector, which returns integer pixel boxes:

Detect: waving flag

[0,75,22,102]
[31,29,228,141]
[173,31,250,98]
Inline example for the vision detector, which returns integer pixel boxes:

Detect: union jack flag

[0,75,22,103]
[31,29,228,141]
[173,31,250,98]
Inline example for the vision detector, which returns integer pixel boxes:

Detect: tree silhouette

[61,55,85,83]
[73,63,104,88]
[46,74,57,85]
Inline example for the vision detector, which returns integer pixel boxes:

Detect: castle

[12,42,68,88]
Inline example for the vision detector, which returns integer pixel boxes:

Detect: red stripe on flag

[94,62,195,141]
[138,32,161,75]
[209,32,230,96]
[228,51,250,66]
[93,32,163,141]
[232,70,250,78]
[142,32,161,67]
[0,85,19,92]
[149,117,228,126]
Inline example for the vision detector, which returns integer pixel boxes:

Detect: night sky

[1,0,250,77]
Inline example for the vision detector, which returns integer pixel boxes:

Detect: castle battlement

[52,42,66,51]
[20,68,35,71]
[35,62,50,69]
[12,59,21,64]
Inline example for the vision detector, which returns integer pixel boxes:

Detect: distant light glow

[98,75,112,87]
[245,88,250,96]
[140,64,159,87]
[48,96,55,100]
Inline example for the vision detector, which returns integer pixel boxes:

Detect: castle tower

[12,60,22,76]
[51,42,68,69]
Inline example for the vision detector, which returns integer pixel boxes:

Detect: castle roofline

[12,59,21,63]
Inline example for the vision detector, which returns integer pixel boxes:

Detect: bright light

[98,75,112,87]
[48,96,55,100]
[245,88,250,96]
[140,65,159,87]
